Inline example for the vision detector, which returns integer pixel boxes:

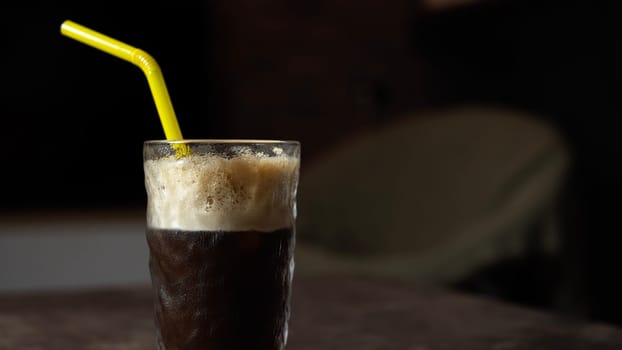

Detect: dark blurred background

[1,0,622,325]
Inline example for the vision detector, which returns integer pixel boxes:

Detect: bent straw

[60,20,189,156]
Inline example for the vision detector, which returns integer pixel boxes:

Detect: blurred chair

[296,106,569,287]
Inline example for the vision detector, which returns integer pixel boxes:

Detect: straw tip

[60,20,81,35]
[60,20,71,33]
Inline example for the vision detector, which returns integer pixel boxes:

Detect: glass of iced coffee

[143,140,300,350]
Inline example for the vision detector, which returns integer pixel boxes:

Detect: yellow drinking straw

[60,20,189,156]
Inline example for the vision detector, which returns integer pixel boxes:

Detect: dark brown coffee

[146,228,294,350]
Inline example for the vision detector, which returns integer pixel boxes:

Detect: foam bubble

[144,152,299,232]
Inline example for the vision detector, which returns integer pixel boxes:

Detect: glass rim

[144,139,300,146]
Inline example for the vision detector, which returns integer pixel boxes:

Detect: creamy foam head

[144,151,299,232]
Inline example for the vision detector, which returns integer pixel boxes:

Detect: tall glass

[143,140,300,350]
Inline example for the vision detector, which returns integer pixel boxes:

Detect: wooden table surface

[1,274,621,350]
